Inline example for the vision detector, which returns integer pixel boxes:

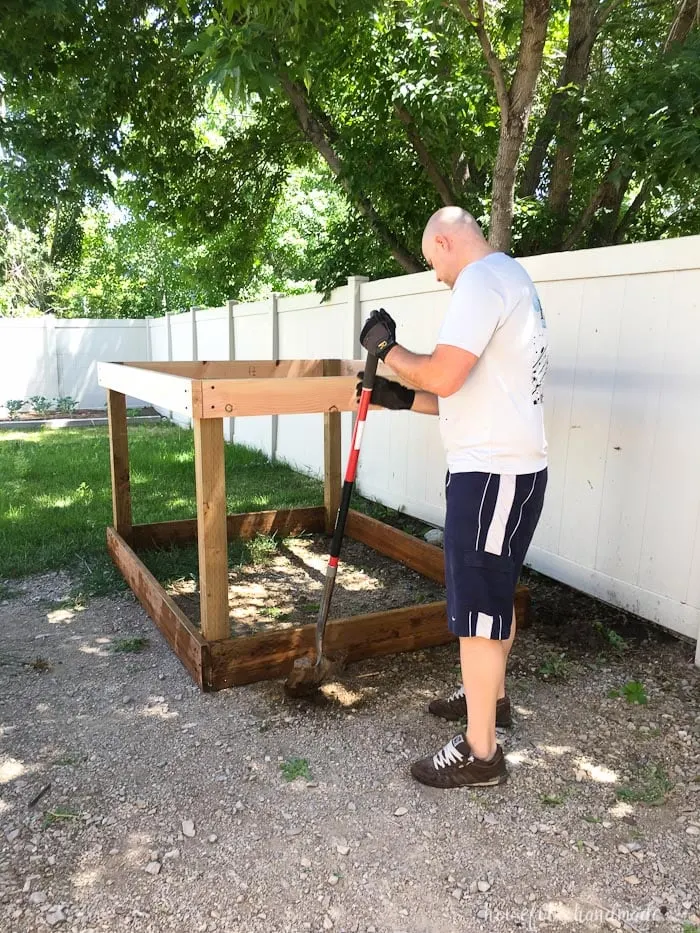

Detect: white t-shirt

[437,252,548,475]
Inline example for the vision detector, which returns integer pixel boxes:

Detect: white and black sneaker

[428,685,513,727]
[410,734,507,789]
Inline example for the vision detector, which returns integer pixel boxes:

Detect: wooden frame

[99,360,530,691]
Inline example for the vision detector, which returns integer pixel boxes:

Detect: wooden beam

[209,601,453,688]
[126,360,326,379]
[106,527,209,689]
[106,390,133,541]
[199,375,361,418]
[98,362,194,417]
[323,360,342,533]
[130,507,326,550]
[193,418,230,641]
[346,509,445,583]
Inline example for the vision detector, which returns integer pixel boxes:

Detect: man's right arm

[411,391,439,416]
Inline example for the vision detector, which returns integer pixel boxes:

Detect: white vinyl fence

[0,316,148,410]
[2,236,699,657]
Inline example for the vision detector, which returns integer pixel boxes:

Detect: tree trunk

[487,0,551,251]
[520,0,619,201]
[490,117,528,251]
[280,76,423,273]
[547,0,601,217]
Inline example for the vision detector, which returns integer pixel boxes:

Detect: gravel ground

[1,569,699,933]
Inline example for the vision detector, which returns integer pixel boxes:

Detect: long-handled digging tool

[284,353,379,698]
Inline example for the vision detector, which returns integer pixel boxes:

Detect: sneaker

[410,734,507,789]
[428,685,513,727]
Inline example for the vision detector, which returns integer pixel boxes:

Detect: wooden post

[193,417,229,641]
[323,359,342,533]
[107,390,133,540]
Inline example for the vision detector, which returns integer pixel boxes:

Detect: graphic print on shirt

[530,293,549,406]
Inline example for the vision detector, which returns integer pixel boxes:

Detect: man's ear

[435,234,450,252]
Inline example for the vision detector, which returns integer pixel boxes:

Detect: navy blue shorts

[444,469,547,640]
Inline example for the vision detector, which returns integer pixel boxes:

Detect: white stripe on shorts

[475,612,493,638]
[507,474,537,557]
[475,473,493,548]
[484,474,517,556]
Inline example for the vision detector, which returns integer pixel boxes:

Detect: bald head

[421,207,493,287]
[422,207,483,244]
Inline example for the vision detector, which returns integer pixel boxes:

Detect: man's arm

[385,343,478,398]
[411,390,439,415]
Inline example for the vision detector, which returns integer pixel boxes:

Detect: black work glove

[359,308,398,361]
[356,373,415,411]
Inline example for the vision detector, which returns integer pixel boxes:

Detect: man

[358,206,548,789]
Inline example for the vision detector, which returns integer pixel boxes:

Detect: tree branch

[521,0,599,200]
[612,178,654,243]
[279,75,423,273]
[664,0,700,50]
[593,0,625,30]
[394,103,456,206]
[562,157,621,250]
[454,0,510,115]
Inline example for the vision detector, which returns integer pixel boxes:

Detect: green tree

[0,0,698,315]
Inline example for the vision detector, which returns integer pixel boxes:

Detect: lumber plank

[127,360,326,379]
[130,507,326,550]
[106,527,208,688]
[193,418,229,641]
[346,510,445,583]
[209,587,531,689]
[106,390,133,540]
[323,360,342,533]
[97,362,194,416]
[208,602,452,688]
[199,375,360,417]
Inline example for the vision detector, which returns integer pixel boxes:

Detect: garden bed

[157,534,445,638]
[2,405,160,422]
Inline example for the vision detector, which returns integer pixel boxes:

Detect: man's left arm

[382,343,478,398]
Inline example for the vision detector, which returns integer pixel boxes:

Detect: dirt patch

[168,535,445,637]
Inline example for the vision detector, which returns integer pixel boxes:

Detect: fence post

[145,317,153,362]
[165,312,173,421]
[346,276,368,444]
[347,275,368,361]
[190,306,199,362]
[226,300,237,443]
[44,315,61,403]
[270,292,280,460]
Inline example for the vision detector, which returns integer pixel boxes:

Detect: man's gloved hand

[359,308,397,361]
[356,373,415,411]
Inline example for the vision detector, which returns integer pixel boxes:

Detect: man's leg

[498,608,516,700]
[461,635,507,762]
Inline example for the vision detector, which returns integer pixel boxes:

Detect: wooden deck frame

[100,359,530,691]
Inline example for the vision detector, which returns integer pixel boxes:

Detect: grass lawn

[0,422,431,597]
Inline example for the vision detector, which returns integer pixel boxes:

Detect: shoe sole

[466,773,508,787]
[410,769,509,788]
